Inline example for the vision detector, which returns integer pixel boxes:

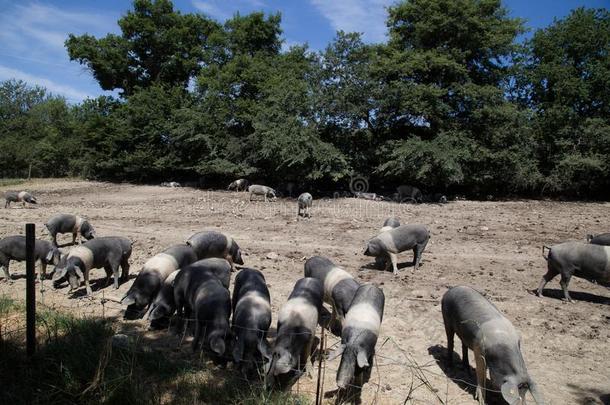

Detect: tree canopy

[2,0,609,199]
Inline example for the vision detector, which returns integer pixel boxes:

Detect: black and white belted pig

[375,217,401,269]
[586,232,610,246]
[146,269,181,328]
[4,191,37,208]
[186,231,243,270]
[442,286,544,405]
[267,277,323,389]
[304,255,359,334]
[173,260,232,359]
[121,244,197,317]
[45,213,96,247]
[52,236,132,296]
[538,241,610,302]
[228,178,249,192]
[330,284,385,394]
[231,268,272,376]
[364,224,430,275]
[0,235,60,284]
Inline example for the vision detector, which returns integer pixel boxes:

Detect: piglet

[231,268,272,377]
[45,214,96,247]
[4,191,37,208]
[331,284,384,397]
[52,236,132,296]
[267,277,323,389]
[186,231,244,270]
[442,286,544,405]
[0,235,60,284]
[121,244,197,317]
[304,255,359,334]
[364,224,430,274]
[538,241,610,301]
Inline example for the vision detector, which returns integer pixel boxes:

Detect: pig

[587,232,610,246]
[186,231,244,270]
[442,286,544,405]
[228,178,249,192]
[396,185,422,203]
[538,241,610,302]
[364,224,430,275]
[121,244,198,316]
[231,268,272,376]
[267,277,323,388]
[45,214,96,247]
[172,259,232,357]
[146,269,180,328]
[330,284,385,395]
[52,236,132,296]
[297,192,313,218]
[4,191,37,208]
[248,184,276,202]
[304,256,359,334]
[0,235,61,283]
[376,217,401,269]
[190,272,232,358]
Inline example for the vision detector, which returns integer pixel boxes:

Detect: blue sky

[0,0,607,103]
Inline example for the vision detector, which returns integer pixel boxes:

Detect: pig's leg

[445,325,454,366]
[536,265,558,297]
[191,320,202,352]
[473,348,486,405]
[50,233,58,247]
[461,342,470,373]
[389,253,399,275]
[84,270,93,296]
[72,232,77,245]
[120,257,130,280]
[4,200,8,208]
[40,262,46,290]
[111,262,121,289]
[413,240,428,270]
[559,273,572,302]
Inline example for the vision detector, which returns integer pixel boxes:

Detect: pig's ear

[74,266,84,280]
[529,381,545,405]
[52,267,67,281]
[121,293,136,306]
[356,350,369,368]
[258,338,272,360]
[210,337,226,356]
[327,344,345,361]
[501,382,521,405]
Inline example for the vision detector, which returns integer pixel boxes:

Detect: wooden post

[26,223,36,357]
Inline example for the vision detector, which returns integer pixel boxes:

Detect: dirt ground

[1,179,609,405]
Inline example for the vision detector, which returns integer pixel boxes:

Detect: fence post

[26,223,36,357]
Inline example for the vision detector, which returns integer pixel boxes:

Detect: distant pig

[186,231,244,270]
[304,256,359,334]
[232,268,272,376]
[538,241,610,301]
[364,224,430,275]
[248,185,276,202]
[228,178,249,192]
[52,236,132,296]
[121,244,197,316]
[396,185,422,203]
[4,191,37,208]
[442,286,544,405]
[297,192,313,218]
[0,235,60,283]
[45,214,96,247]
[146,269,181,328]
[331,284,384,394]
[587,232,610,246]
[267,277,323,389]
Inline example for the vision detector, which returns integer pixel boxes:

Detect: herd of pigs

[2,185,610,405]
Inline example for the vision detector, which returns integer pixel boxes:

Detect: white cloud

[310,0,393,43]
[0,65,92,101]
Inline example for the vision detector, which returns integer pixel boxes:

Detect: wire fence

[0,284,509,405]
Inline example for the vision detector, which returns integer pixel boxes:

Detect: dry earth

[1,179,609,405]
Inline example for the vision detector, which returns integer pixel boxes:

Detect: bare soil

[1,179,609,405]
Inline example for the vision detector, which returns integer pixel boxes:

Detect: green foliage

[1,0,609,198]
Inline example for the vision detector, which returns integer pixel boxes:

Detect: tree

[66,0,220,96]
[528,8,610,196]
